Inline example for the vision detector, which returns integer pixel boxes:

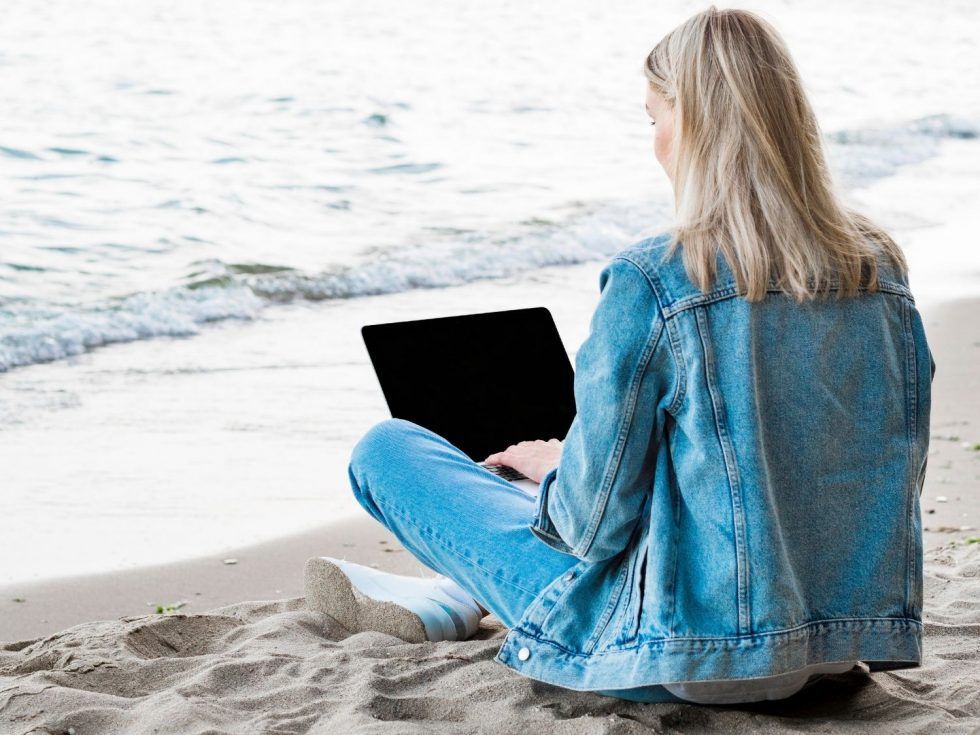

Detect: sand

[0,540,976,734]
[0,296,977,733]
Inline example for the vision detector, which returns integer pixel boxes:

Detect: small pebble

[936,496,949,503]
[223,558,238,565]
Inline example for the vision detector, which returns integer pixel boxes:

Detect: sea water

[1,0,978,585]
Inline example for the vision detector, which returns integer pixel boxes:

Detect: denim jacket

[494,233,934,697]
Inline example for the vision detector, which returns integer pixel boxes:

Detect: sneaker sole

[303,557,429,643]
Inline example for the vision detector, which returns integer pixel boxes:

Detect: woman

[304,6,935,704]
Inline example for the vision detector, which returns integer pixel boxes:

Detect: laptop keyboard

[480,462,530,482]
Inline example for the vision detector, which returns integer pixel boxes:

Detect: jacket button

[564,571,575,582]
[517,647,531,661]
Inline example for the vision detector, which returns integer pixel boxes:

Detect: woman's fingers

[485,438,560,465]
[484,445,520,465]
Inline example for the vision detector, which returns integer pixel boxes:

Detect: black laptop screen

[361,307,576,461]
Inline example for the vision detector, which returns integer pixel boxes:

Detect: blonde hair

[643,6,907,302]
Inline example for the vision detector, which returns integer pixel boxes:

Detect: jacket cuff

[528,466,576,555]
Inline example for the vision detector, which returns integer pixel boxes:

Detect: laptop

[360,306,576,496]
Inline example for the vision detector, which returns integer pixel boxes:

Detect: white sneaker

[304,556,485,643]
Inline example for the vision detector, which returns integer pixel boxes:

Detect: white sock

[321,557,485,641]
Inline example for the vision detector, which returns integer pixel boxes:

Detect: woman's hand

[483,438,563,484]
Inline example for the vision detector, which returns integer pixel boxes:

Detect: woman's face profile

[645,85,675,184]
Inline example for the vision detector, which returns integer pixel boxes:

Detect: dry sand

[0,297,977,733]
[0,541,977,734]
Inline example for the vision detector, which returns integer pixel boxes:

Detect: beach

[0,542,977,734]
[2,0,980,730]
[2,0,979,588]
[3,147,980,735]
[1,288,978,734]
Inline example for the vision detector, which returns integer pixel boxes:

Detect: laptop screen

[361,307,576,461]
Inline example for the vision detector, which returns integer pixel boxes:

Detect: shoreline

[0,258,608,589]
[0,515,418,643]
[1,294,976,643]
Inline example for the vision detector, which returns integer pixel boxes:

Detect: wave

[0,201,665,372]
[0,287,262,372]
[251,205,659,301]
[213,113,980,309]
[2,113,977,374]
[826,113,978,189]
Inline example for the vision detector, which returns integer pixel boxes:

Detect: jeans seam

[374,496,541,599]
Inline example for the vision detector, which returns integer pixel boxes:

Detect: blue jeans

[346,417,686,703]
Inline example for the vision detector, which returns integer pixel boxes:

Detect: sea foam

[2,114,976,373]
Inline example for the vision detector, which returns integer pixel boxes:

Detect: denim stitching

[583,558,631,653]
[511,616,922,658]
[529,469,557,537]
[624,543,648,642]
[616,549,639,639]
[618,255,685,416]
[662,317,687,414]
[577,315,665,560]
[573,257,665,559]
[662,280,913,318]
[373,496,541,599]
[695,307,751,634]
[902,300,917,618]
[666,447,681,637]
[604,527,645,647]
[535,565,586,631]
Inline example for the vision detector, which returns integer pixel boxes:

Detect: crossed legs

[346,418,577,628]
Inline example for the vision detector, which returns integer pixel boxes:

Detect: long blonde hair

[643,6,907,302]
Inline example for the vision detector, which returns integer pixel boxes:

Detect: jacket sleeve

[528,255,672,563]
